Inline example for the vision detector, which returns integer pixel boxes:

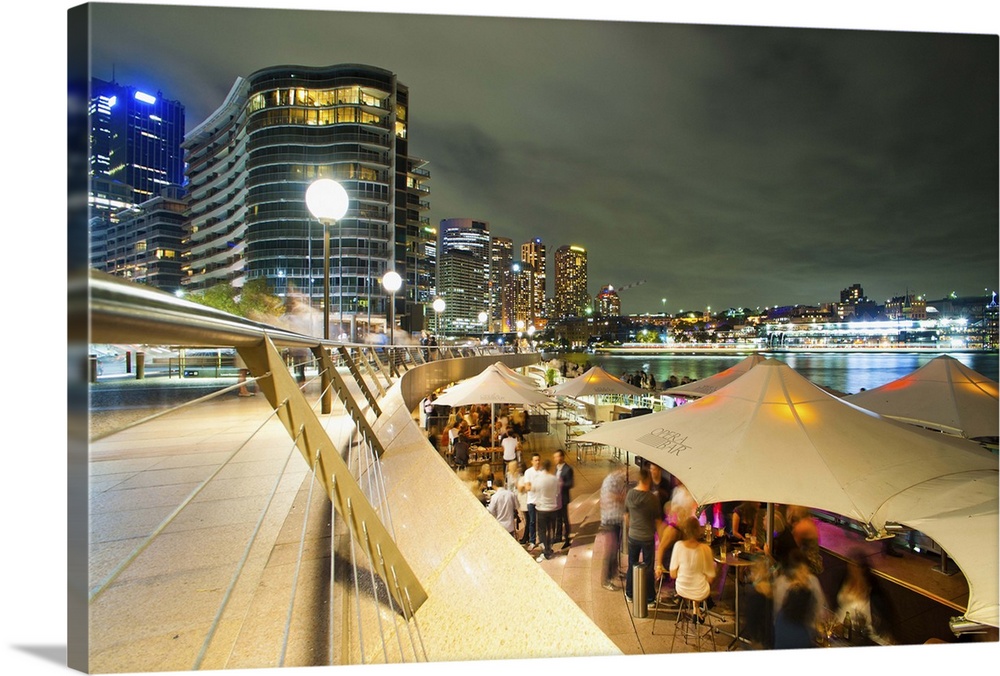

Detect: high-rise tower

[489,236,513,332]
[89,78,186,205]
[89,78,185,273]
[520,238,546,326]
[183,64,432,338]
[554,245,589,319]
[437,219,491,336]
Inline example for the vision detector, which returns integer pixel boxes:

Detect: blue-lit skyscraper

[89,78,185,276]
[89,78,186,203]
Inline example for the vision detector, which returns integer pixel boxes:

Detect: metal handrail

[79,269,510,359]
[80,269,337,349]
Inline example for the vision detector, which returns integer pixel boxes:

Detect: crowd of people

[593,459,900,649]
[417,389,903,651]
[419,396,534,471]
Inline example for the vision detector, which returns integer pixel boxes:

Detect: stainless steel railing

[73,269,522,669]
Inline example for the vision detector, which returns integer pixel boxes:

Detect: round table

[714,549,755,650]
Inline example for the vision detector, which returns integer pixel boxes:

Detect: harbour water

[552,351,999,396]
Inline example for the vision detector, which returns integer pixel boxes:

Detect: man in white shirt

[487,477,519,536]
[520,453,542,547]
[529,459,560,561]
[500,432,520,465]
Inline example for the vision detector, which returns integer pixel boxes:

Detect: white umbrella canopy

[662,353,768,398]
[873,470,998,627]
[433,365,552,408]
[490,361,541,387]
[546,365,647,398]
[845,355,999,441]
[578,359,998,527]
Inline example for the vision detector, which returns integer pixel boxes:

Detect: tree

[239,278,285,321]
[636,328,660,344]
[187,279,285,321]
[188,283,239,315]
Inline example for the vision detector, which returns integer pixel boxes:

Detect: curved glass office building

[184,64,432,338]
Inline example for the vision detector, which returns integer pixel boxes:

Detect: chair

[669,594,718,652]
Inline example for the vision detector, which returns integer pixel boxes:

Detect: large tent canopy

[661,353,768,398]
[490,361,540,388]
[546,365,647,398]
[874,470,998,627]
[432,363,551,408]
[845,355,999,441]
[579,359,998,527]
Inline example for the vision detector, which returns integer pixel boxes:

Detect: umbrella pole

[766,503,774,557]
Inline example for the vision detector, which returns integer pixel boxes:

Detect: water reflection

[566,352,998,396]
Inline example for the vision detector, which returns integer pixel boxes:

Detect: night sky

[85,1,998,315]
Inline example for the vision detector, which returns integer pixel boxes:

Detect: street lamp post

[305,179,350,341]
[477,311,488,344]
[432,298,446,344]
[382,270,402,346]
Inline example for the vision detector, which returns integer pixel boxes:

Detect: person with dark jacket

[452,437,469,470]
[553,450,574,548]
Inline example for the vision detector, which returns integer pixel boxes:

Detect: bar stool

[650,575,681,633]
[669,594,717,652]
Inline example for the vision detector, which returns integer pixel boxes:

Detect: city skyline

[83,2,999,316]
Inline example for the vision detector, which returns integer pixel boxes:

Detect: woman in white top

[668,516,716,603]
[507,461,527,540]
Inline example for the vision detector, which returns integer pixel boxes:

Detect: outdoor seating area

[411,353,998,655]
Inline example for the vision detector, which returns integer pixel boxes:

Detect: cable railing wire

[345,496,366,664]
[90,372,274,442]
[95,341,434,666]
[193,422,306,671]
[88,391,288,603]
[278,442,324,667]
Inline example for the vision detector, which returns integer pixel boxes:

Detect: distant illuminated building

[510,261,534,328]
[886,294,928,321]
[103,187,186,293]
[840,284,864,304]
[438,219,490,335]
[984,293,998,351]
[596,285,621,316]
[490,236,513,332]
[835,283,868,320]
[554,245,589,318]
[521,238,546,324]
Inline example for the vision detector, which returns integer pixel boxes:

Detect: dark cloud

[87,3,998,313]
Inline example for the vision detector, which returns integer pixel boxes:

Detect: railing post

[312,345,334,415]
[236,337,426,615]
